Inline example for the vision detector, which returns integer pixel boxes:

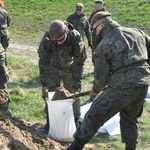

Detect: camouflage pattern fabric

[0,46,9,88]
[0,7,11,49]
[38,27,86,119]
[74,86,148,144]
[0,7,11,66]
[73,19,150,146]
[66,12,92,43]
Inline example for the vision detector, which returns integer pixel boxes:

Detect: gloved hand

[42,87,48,100]
[89,89,97,100]
[88,41,93,48]
[72,80,81,93]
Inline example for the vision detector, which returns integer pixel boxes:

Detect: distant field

[5,0,150,45]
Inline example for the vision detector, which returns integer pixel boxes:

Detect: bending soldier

[38,20,87,134]
[68,11,150,150]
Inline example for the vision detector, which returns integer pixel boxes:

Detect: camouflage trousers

[0,51,9,89]
[45,66,81,120]
[74,86,148,145]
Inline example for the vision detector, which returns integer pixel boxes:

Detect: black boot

[125,143,136,150]
[67,140,84,150]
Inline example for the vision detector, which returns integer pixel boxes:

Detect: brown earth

[0,44,95,150]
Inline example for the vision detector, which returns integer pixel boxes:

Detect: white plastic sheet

[145,86,150,102]
[47,92,76,142]
[80,102,120,135]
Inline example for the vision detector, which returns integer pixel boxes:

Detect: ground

[0,43,95,150]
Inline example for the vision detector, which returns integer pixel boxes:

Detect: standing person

[89,0,105,66]
[66,3,92,48]
[38,19,87,134]
[67,11,150,150]
[0,1,11,66]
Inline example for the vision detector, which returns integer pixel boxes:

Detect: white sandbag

[47,92,76,142]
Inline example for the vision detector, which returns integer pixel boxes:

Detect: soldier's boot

[41,113,49,134]
[67,140,84,150]
[125,143,136,150]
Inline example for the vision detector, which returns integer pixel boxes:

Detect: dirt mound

[0,117,67,150]
[0,117,95,150]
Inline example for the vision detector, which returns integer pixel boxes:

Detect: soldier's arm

[92,44,110,93]
[72,31,87,91]
[38,31,51,88]
[84,18,92,46]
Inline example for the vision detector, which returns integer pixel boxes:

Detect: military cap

[49,20,66,40]
[90,11,111,27]
[76,3,84,10]
[94,0,104,3]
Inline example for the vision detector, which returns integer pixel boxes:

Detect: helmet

[90,11,111,27]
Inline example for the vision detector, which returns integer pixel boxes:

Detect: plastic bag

[47,92,76,142]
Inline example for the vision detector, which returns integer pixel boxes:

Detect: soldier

[0,2,11,66]
[66,3,92,48]
[0,44,11,119]
[89,0,106,66]
[38,19,87,134]
[67,11,150,150]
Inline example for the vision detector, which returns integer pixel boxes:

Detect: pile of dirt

[0,117,96,150]
[0,117,67,150]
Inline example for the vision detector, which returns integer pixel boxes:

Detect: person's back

[94,19,150,90]
[66,3,92,47]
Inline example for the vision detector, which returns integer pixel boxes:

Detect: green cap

[49,20,66,40]
[90,11,111,27]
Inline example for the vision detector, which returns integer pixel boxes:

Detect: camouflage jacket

[93,19,150,93]
[0,8,11,37]
[38,28,87,87]
[66,12,92,43]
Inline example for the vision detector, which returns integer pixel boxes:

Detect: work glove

[72,80,81,93]
[88,41,93,48]
[42,87,48,101]
[89,89,97,100]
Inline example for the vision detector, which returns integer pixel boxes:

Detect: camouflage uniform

[38,23,87,121]
[0,45,8,89]
[0,7,11,66]
[89,8,105,66]
[0,44,11,119]
[72,19,150,149]
[66,12,92,46]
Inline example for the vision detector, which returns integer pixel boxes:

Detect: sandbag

[47,92,76,143]
[52,87,71,101]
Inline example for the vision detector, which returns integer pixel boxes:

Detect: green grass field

[4,0,150,149]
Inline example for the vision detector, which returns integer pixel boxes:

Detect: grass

[4,0,150,149]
